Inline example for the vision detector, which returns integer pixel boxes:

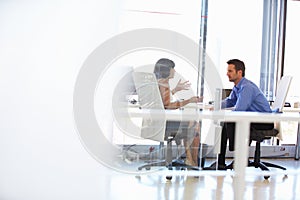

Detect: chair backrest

[271,75,293,112]
[132,71,166,142]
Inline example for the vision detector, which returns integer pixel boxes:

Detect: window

[280,0,300,145]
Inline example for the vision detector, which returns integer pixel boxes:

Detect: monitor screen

[222,89,232,99]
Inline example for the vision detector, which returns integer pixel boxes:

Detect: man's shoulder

[241,78,259,89]
[242,77,254,84]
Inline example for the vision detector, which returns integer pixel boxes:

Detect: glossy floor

[106,158,300,200]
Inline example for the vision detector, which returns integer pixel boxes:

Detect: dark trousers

[218,122,274,165]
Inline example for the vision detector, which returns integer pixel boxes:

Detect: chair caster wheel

[166,176,172,180]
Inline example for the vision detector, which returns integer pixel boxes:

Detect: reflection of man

[205,59,274,170]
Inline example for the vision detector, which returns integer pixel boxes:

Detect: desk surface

[125,107,300,200]
[283,107,300,112]
[128,108,300,123]
[183,102,214,110]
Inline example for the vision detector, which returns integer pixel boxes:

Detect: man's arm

[221,91,237,109]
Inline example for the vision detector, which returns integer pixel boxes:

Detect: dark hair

[153,58,175,79]
[227,59,245,77]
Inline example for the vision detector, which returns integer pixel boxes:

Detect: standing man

[205,59,274,170]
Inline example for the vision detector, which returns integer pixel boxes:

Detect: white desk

[283,107,300,160]
[128,108,300,200]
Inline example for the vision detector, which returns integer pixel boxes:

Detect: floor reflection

[106,159,300,200]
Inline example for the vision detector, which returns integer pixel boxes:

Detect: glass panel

[281,0,300,145]
[285,1,300,103]
[115,0,264,150]
[207,0,263,89]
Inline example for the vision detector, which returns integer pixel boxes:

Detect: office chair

[132,72,200,180]
[243,75,292,179]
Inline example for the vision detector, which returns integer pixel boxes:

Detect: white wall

[0,1,123,199]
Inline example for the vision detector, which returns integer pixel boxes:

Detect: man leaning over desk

[204,59,274,170]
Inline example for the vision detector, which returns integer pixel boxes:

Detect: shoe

[202,161,227,170]
[225,160,251,170]
[185,159,196,167]
[226,161,234,170]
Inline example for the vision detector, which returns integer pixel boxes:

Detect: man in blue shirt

[205,59,274,170]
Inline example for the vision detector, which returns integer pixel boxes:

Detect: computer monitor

[222,88,232,99]
[112,66,136,104]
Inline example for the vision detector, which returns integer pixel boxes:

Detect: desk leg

[295,123,300,160]
[233,121,250,200]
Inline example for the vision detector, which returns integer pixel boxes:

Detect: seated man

[205,59,273,170]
